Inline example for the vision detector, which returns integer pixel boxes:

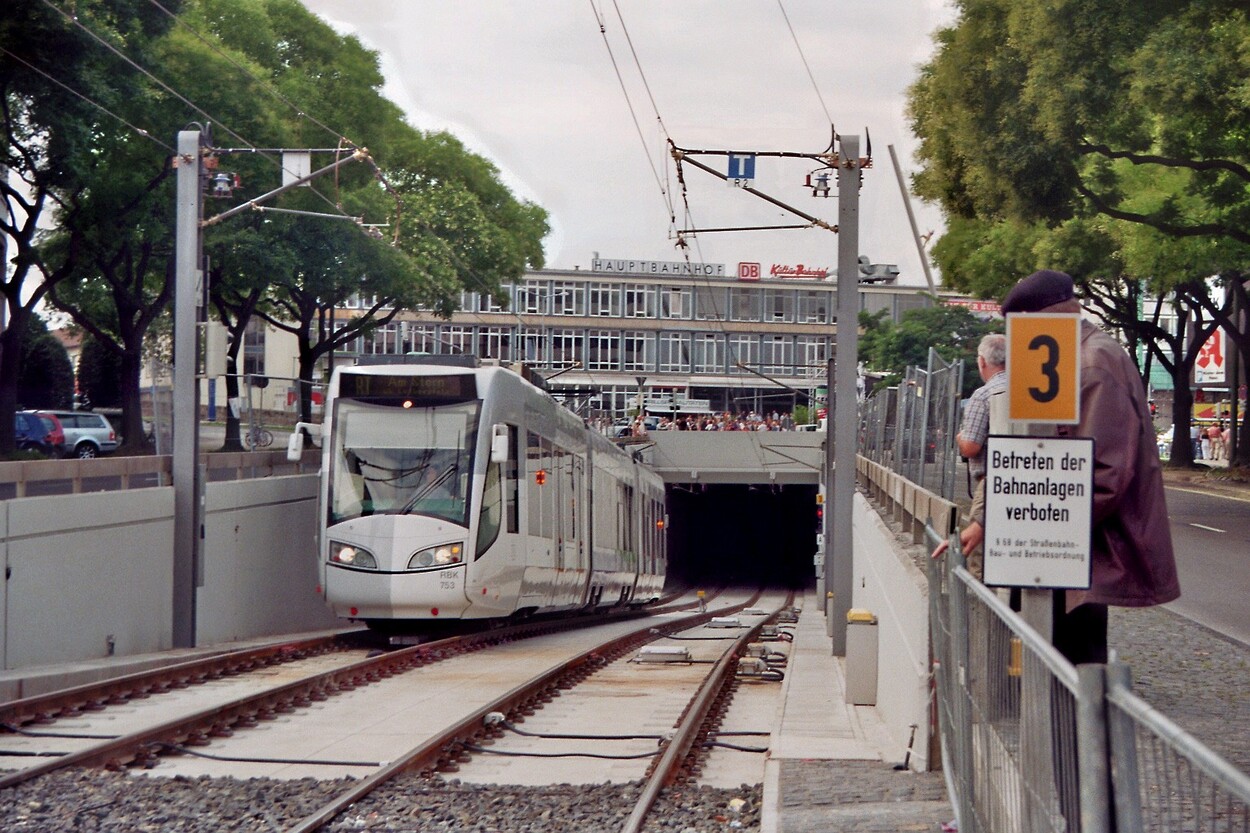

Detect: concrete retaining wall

[0,474,335,674]
[849,491,935,771]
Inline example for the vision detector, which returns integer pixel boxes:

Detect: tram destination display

[982,435,1093,589]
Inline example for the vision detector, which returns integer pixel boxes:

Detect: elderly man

[935,270,1180,665]
[958,334,1008,486]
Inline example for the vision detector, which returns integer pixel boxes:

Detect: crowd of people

[593,410,808,438]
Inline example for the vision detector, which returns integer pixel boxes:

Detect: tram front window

[329,399,478,526]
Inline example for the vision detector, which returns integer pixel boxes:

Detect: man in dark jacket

[935,269,1180,664]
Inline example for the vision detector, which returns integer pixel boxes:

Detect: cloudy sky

[300,0,956,287]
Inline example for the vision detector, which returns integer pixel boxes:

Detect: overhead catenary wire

[776,0,834,127]
[35,0,384,228]
[0,45,174,154]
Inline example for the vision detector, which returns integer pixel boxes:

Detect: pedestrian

[1192,423,1203,459]
[933,270,1180,660]
[1208,422,1225,461]
[933,269,1181,832]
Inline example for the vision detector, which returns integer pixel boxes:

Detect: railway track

[0,588,796,831]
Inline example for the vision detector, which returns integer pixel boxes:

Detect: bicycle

[244,426,274,450]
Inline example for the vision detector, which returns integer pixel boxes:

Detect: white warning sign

[982,435,1093,589]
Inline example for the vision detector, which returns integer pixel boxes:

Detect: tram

[288,358,666,628]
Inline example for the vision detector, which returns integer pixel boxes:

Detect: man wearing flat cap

[939,269,1180,666]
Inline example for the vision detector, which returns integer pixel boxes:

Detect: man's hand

[931,520,984,559]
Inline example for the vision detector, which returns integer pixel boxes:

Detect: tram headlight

[408,543,464,569]
[329,541,377,569]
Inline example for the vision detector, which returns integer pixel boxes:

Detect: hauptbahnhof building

[238,255,981,421]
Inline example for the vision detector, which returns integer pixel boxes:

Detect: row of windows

[340,324,831,377]
[344,281,835,324]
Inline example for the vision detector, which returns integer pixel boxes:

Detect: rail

[925,521,1250,833]
[857,453,958,544]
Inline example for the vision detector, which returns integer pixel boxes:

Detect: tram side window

[476,458,503,558]
[505,425,519,534]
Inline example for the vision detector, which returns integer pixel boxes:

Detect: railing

[0,450,320,500]
[926,521,1250,833]
[860,347,965,502]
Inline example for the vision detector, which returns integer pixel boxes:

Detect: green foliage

[17,319,74,410]
[859,303,999,397]
[77,336,126,409]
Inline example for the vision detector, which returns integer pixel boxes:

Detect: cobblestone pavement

[778,760,952,832]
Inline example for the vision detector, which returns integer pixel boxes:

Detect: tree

[859,302,997,397]
[0,0,180,453]
[16,318,74,410]
[907,0,1250,464]
[77,334,126,409]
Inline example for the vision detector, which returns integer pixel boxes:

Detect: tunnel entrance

[665,482,817,589]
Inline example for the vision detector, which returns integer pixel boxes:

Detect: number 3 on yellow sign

[1006,313,1081,424]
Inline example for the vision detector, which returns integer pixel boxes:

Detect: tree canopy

[3,0,549,452]
[907,0,1250,465]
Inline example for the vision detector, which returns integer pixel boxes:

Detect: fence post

[1104,660,1143,833]
[1077,664,1112,833]
[949,548,975,830]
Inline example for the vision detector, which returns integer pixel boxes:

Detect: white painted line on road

[1189,523,1225,533]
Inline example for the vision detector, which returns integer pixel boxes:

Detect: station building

[216,255,974,421]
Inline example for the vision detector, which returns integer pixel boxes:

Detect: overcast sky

[300,0,956,287]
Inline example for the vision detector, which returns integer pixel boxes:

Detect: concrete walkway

[762,591,951,833]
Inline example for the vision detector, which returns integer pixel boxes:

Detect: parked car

[42,410,118,458]
[15,411,66,457]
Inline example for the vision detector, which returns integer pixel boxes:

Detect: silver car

[45,410,119,458]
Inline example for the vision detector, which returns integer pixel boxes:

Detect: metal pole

[173,129,203,648]
[887,144,936,293]
[829,135,861,655]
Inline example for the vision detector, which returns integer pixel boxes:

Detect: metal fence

[860,348,965,501]
[926,522,1250,833]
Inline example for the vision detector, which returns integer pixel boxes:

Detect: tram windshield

[328,398,479,526]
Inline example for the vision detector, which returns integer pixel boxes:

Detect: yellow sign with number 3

[1006,313,1081,424]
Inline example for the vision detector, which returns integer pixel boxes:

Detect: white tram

[289,359,666,627]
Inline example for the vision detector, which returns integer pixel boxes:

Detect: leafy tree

[0,0,180,453]
[16,318,74,410]
[907,0,1250,464]
[77,334,126,409]
[859,302,998,397]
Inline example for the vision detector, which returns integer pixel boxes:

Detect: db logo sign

[738,262,761,281]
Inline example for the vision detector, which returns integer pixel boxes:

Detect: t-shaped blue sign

[728,154,756,185]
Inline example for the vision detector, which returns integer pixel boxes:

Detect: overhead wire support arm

[200,148,370,228]
[670,146,836,233]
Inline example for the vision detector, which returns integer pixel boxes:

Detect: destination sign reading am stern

[982,435,1093,589]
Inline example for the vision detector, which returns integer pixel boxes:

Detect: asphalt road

[1162,483,1250,647]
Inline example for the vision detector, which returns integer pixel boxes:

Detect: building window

[727,334,758,375]
[587,329,619,371]
[761,335,794,374]
[441,325,474,355]
[658,332,691,372]
[623,284,654,317]
[589,283,621,317]
[729,288,761,322]
[518,282,550,315]
[474,291,506,313]
[693,286,725,321]
[551,281,585,316]
[692,333,725,374]
[660,286,691,319]
[522,328,547,365]
[765,288,796,322]
[796,335,828,380]
[242,319,266,375]
[797,290,829,324]
[621,331,654,373]
[478,327,514,360]
[550,328,582,367]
